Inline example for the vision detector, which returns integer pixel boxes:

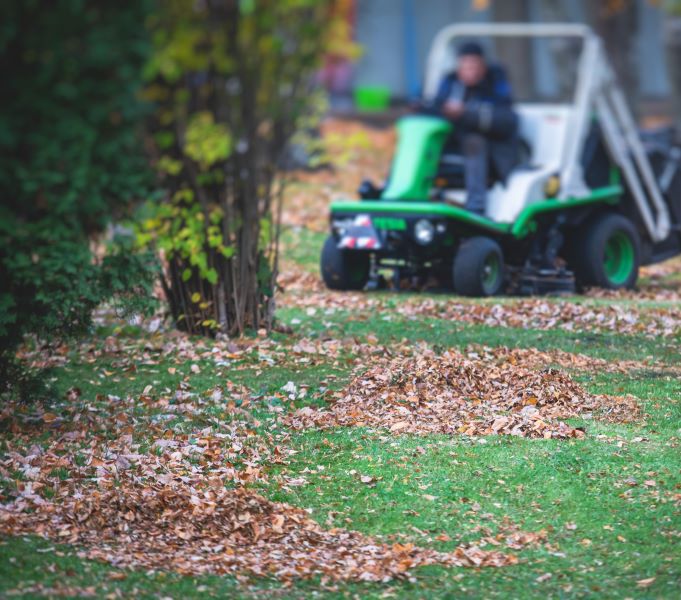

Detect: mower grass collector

[321,24,681,297]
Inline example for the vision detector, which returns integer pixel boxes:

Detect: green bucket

[354,85,391,112]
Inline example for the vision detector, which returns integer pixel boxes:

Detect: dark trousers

[461,133,488,214]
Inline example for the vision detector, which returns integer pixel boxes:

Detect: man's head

[456,41,487,87]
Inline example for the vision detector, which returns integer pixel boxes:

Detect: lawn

[2,122,681,598]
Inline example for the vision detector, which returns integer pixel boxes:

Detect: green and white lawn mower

[321,23,681,296]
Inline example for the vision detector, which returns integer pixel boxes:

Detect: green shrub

[0,0,155,398]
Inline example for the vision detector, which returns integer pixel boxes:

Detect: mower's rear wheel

[570,213,640,289]
[320,236,370,291]
[453,236,505,297]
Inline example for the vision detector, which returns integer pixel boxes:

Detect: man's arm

[415,73,464,117]
[432,73,467,119]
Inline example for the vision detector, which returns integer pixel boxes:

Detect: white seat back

[516,104,572,169]
[485,104,573,223]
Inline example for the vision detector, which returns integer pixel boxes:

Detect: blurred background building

[321,0,681,127]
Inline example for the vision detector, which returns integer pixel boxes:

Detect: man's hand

[442,100,465,119]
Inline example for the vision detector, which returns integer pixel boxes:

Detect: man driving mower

[423,41,520,214]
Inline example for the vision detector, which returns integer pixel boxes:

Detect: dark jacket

[432,64,520,180]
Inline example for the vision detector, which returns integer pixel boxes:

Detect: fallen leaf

[636,577,656,588]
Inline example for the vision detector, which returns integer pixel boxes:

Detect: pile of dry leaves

[407,298,681,338]
[1,476,522,582]
[467,345,665,376]
[278,263,326,295]
[586,283,681,303]
[281,290,681,338]
[0,396,532,583]
[285,350,639,439]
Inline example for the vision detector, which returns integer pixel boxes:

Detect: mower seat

[486,104,574,223]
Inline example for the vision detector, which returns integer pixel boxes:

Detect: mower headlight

[414,219,435,245]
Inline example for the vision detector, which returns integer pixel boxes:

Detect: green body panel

[330,184,622,240]
[510,185,621,237]
[333,200,511,234]
[381,116,453,200]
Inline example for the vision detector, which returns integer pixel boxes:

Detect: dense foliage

[0,0,155,396]
[139,0,339,336]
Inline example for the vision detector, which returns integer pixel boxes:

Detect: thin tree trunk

[583,0,640,119]
[663,14,681,136]
[493,0,534,100]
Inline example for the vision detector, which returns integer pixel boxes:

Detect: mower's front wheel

[570,213,640,290]
[320,236,370,291]
[452,236,505,297]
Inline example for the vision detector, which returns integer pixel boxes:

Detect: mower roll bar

[423,22,671,243]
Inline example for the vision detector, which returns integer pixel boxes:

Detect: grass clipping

[286,349,639,438]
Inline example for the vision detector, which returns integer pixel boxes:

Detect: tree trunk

[493,0,534,100]
[535,0,582,101]
[663,13,681,136]
[583,0,640,118]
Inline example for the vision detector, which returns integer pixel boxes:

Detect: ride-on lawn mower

[321,23,681,296]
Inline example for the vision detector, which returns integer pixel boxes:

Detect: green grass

[48,355,352,406]
[0,537,275,599]
[281,226,327,272]
[265,428,680,598]
[2,234,681,599]
[3,413,679,598]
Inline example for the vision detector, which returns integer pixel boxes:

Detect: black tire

[569,213,640,290]
[452,236,505,297]
[320,236,370,291]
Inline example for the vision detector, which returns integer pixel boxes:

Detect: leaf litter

[281,289,681,338]
[281,118,394,233]
[285,347,640,439]
[4,290,657,585]
[1,476,520,582]
[1,391,530,583]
